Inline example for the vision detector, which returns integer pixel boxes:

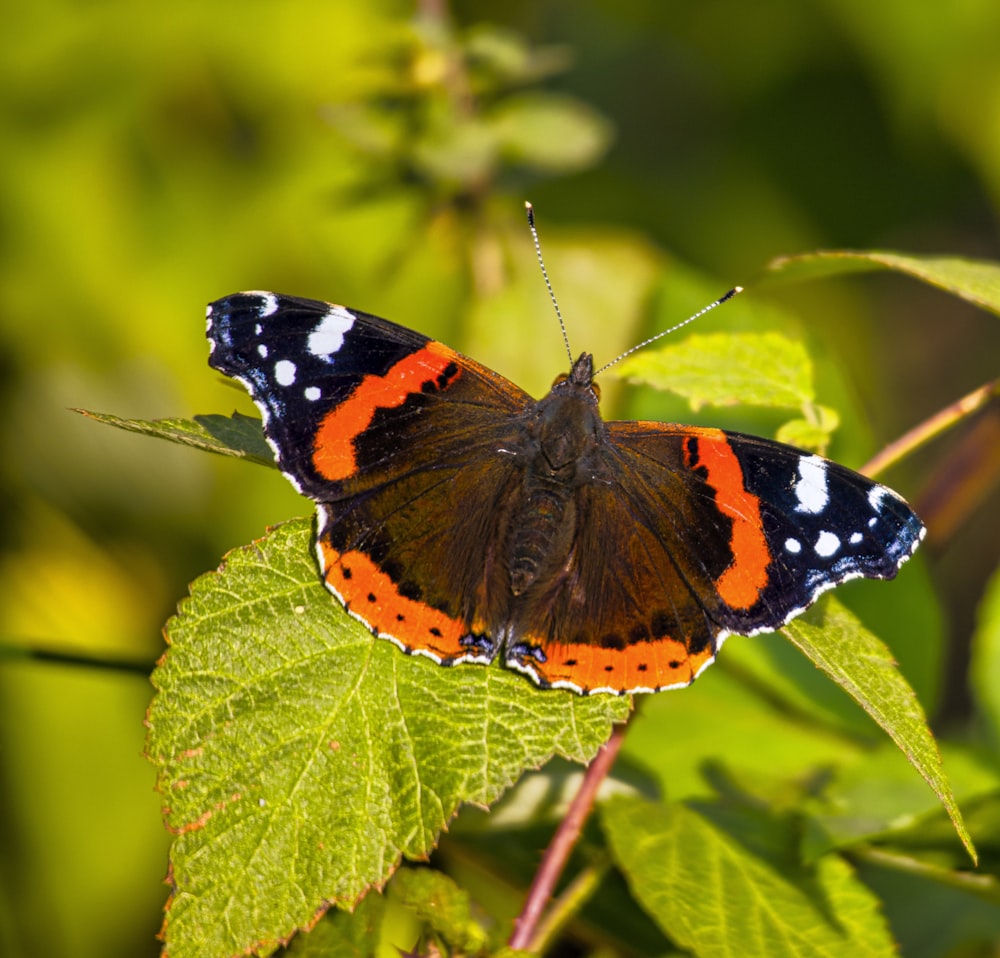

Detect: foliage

[2,2,1000,958]
[131,249,994,956]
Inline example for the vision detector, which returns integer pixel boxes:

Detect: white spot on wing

[308,305,355,359]
[274,360,296,386]
[259,293,279,317]
[785,537,802,554]
[257,343,268,358]
[815,531,841,557]
[868,485,888,512]
[794,455,829,514]
[849,531,863,545]
[304,386,321,401]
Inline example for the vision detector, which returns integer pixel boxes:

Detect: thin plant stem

[508,721,628,951]
[862,378,999,478]
[526,857,612,955]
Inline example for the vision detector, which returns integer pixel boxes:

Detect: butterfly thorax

[508,353,606,596]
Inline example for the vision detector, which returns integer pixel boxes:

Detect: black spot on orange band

[317,539,487,663]
[512,635,716,693]
[312,341,462,482]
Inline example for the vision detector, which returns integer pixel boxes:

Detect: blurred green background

[1,1,998,956]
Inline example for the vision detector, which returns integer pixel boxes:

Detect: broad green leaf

[388,868,488,952]
[77,410,275,465]
[603,797,897,957]
[147,520,628,958]
[766,250,1000,317]
[783,599,975,861]
[970,566,1000,747]
[615,331,816,413]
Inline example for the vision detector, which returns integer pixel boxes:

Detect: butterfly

[206,287,923,695]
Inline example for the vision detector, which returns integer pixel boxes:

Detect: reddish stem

[508,721,629,951]
[861,378,999,478]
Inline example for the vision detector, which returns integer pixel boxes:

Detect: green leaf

[802,743,1000,861]
[783,598,975,862]
[603,797,897,957]
[388,868,488,952]
[766,250,1000,317]
[147,520,628,958]
[970,565,1000,747]
[77,409,275,465]
[284,893,384,957]
[774,406,840,454]
[490,92,614,172]
[615,331,816,413]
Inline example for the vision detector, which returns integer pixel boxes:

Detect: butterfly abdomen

[509,480,575,596]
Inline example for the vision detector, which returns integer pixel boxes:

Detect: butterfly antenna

[593,285,744,377]
[526,201,574,365]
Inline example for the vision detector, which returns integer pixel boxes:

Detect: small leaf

[490,93,614,172]
[147,520,628,958]
[412,118,499,185]
[783,598,976,862]
[603,797,897,957]
[284,893,384,957]
[388,868,488,952]
[77,409,275,465]
[766,250,1000,317]
[774,405,840,453]
[615,331,814,412]
[969,566,1000,748]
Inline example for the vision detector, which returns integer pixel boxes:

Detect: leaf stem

[0,640,153,676]
[508,721,628,951]
[862,378,1000,478]
[526,857,612,954]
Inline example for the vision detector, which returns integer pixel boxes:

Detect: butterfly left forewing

[207,291,533,666]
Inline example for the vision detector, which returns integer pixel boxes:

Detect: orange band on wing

[318,540,481,662]
[312,341,461,482]
[523,636,716,693]
[685,428,771,610]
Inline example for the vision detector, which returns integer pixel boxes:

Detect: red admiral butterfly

[207,283,923,695]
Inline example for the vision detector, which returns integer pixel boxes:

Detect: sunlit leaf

[77,410,275,466]
[783,599,975,862]
[603,797,897,957]
[766,250,1000,317]
[774,406,840,453]
[615,331,815,412]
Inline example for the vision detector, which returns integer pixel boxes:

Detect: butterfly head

[550,353,601,404]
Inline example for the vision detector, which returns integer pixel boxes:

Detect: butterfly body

[207,292,924,695]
